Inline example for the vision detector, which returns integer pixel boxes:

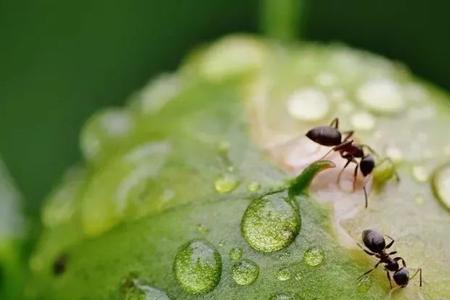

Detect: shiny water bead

[304,247,324,267]
[231,259,259,286]
[214,174,239,194]
[174,240,222,295]
[357,78,405,114]
[241,195,300,253]
[229,247,243,261]
[432,164,450,211]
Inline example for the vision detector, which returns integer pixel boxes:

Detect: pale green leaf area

[26,35,450,299]
[0,159,26,300]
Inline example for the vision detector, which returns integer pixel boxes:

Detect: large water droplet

[276,267,291,281]
[304,247,324,266]
[174,240,222,295]
[432,164,450,211]
[286,88,330,122]
[241,195,301,253]
[357,78,405,114]
[269,292,295,300]
[214,174,239,194]
[122,277,171,300]
[229,247,243,261]
[231,259,259,286]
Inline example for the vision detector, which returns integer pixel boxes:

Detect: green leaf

[27,35,450,299]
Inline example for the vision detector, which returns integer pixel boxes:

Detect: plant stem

[260,0,302,41]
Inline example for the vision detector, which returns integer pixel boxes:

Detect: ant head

[393,268,409,287]
[362,229,386,253]
[360,155,375,177]
[306,126,342,146]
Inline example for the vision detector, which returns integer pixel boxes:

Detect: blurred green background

[1,0,449,217]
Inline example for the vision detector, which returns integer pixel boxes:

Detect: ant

[306,118,397,208]
[357,229,422,289]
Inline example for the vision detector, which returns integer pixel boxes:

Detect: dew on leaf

[357,78,405,114]
[229,247,243,261]
[412,165,430,183]
[276,267,291,281]
[196,224,209,234]
[214,174,239,194]
[173,240,222,295]
[294,273,302,281]
[286,88,330,122]
[241,195,301,253]
[231,259,259,286]
[431,164,450,211]
[304,247,324,267]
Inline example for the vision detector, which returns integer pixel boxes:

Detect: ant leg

[329,118,339,129]
[393,257,407,267]
[363,185,368,208]
[409,268,422,287]
[356,243,376,256]
[352,164,359,192]
[342,130,354,142]
[386,271,393,289]
[318,147,334,160]
[357,261,381,281]
[337,157,354,183]
[385,236,395,249]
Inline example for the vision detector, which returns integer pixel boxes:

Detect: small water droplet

[431,164,450,211]
[276,267,291,281]
[241,195,301,253]
[174,240,222,295]
[269,292,295,300]
[218,240,225,247]
[231,259,259,286]
[229,248,243,261]
[217,141,231,153]
[247,181,261,192]
[357,78,405,114]
[304,247,324,267]
[122,277,171,300]
[412,165,430,182]
[350,111,375,131]
[294,273,302,281]
[286,88,330,122]
[214,174,239,194]
[196,224,209,234]
[357,276,372,293]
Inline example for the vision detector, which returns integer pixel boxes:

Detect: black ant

[306,118,397,208]
[358,229,422,289]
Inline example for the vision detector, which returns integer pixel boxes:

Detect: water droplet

[386,146,404,163]
[229,248,243,261]
[304,247,324,267]
[214,174,239,194]
[241,195,301,253]
[122,277,171,300]
[247,181,261,192]
[357,78,405,114]
[412,165,430,182]
[316,72,336,87]
[174,240,222,295]
[217,141,231,154]
[357,276,372,293]
[294,273,302,281]
[269,292,295,300]
[286,88,330,122]
[196,224,209,234]
[431,164,450,211]
[231,259,259,286]
[350,111,375,131]
[276,267,291,281]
